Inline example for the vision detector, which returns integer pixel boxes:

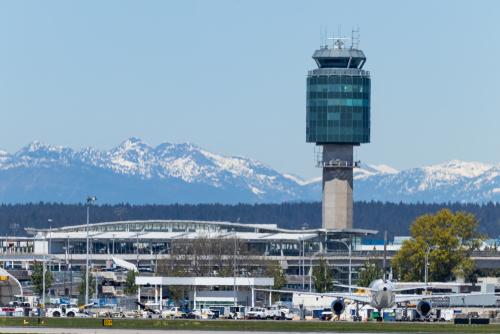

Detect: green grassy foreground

[0,317,497,333]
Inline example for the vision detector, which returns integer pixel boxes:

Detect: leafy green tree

[312,257,334,292]
[269,260,287,303]
[393,209,484,282]
[123,270,140,296]
[163,265,188,301]
[77,268,96,306]
[357,255,382,288]
[30,262,54,296]
[466,268,500,283]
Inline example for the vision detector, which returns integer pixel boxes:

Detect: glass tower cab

[306,39,371,145]
[306,34,372,231]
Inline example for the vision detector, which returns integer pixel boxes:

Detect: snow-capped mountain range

[0,138,499,204]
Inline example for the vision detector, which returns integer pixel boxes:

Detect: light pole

[86,196,97,305]
[232,228,236,307]
[301,223,309,290]
[309,251,321,292]
[208,225,212,276]
[425,246,438,295]
[10,223,19,238]
[4,233,6,269]
[331,240,352,293]
[136,233,140,269]
[42,231,46,310]
[48,220,52,271]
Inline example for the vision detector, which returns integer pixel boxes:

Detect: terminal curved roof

[25,220,377,241]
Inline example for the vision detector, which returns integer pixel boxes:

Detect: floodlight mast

[86,196,97,305]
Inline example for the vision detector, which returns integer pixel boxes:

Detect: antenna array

[319,25,361,50]
[351,26,360,50]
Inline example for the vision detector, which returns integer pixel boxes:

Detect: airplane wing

[335,284,377,292]
[395,292,498,304]
[254,288,372,303]
[392,286,429,292]
[336,283,428,292]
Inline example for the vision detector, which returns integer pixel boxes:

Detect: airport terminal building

[25,220,377,289]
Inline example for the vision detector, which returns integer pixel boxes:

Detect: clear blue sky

[1,0,499,180]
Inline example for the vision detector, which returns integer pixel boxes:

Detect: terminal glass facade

[306,75,371,144]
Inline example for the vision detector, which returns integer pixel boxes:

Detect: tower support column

[320,144,354,230]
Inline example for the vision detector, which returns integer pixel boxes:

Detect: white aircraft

[259,235,498,320]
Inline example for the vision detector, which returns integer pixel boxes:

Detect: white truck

[227,306,245,319]
[161,306,182,318]
[9,295,38,308]
[246,307,267,319]
[46,304,81,318]
[266,305,293,320]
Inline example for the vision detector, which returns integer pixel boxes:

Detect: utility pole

[232,228,236,307]
[301,223,308,290]
[86,196,97,305]
[42,231,46,312]
[48,220,53,271]
[136,233,140,268]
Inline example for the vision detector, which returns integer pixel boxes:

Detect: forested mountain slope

[4,201,499,240]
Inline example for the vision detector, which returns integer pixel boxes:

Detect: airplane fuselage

[368,279,396,309]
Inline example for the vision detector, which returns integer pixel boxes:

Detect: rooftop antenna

[325,26,328,49]
[320,25,323,48]
[351,26,360,50]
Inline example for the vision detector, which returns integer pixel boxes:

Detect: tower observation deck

[306,32,371,230]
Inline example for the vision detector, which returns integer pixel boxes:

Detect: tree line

[2,201,500,240]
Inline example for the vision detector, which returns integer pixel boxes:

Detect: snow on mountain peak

[4,138,500,205]
[283,174,321,186]
[354,163,399,180]
[420,160,493,178]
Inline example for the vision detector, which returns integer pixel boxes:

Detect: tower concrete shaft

[306,35,370,230]
[321,145,354,230]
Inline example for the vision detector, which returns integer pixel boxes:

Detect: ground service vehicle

[228,306,244,319]
[266,305,284,320]
[46,304,81,318]
[246,307,266,319]
[9,295,38,308]
[162,306,182,318]
[134,301,161,318]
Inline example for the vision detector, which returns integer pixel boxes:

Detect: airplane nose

[383,287,387,291]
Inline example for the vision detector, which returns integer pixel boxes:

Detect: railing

[317,160,360,168]
[308,68,370,77]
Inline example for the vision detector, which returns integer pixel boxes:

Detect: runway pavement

[0,329,358,334]
[0,328,469,334]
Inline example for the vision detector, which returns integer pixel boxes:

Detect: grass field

[0,317,498,333]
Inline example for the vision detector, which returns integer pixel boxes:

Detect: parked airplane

[258,233,497,320]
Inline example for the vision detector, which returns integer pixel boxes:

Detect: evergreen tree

[77,268,96,306]
[270,261,287,303]
[30,262,54,296]
[312,257,334,293]
[357,255,382,288]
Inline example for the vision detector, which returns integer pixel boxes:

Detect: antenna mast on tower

[351,27,360,50]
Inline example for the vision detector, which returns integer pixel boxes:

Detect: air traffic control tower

[306,33,370,230]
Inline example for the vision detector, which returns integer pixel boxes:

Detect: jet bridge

[0,268,23,306]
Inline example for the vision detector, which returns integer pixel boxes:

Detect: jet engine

[331,299,345,315]
[416,301,432,317]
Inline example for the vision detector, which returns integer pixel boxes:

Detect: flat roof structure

[136,277,274,286]
[135,276,274,310]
